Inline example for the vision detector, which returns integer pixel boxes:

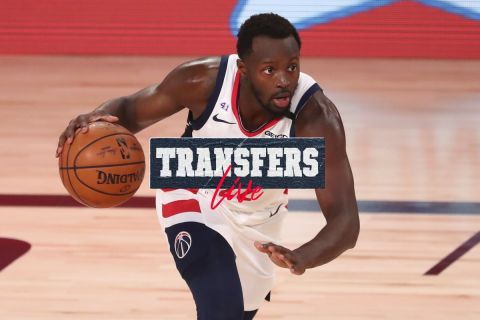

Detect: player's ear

[237,59,247,76]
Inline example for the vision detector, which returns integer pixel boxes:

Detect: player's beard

[251,84,292,117]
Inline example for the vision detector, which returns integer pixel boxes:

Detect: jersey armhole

[188,55,229,131]
[289,83,322,137]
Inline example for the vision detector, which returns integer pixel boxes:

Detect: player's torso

[186,54,320,224]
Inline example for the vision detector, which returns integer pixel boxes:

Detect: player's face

[240,35,300,116]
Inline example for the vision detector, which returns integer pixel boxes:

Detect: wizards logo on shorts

[174,231,192,259]
[150,138,325,189]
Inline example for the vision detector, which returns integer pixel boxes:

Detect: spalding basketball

[58,121,145,208]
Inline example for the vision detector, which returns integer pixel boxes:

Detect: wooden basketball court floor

[0,56,479,319]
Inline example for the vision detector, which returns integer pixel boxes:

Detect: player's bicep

[315,150,357,222]
[125,82,184,132]
[120,57,218,133]
[295,91,358,221]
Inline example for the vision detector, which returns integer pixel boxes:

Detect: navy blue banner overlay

[150,138,325,189]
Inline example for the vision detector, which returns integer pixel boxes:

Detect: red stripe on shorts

[162,199,201,218]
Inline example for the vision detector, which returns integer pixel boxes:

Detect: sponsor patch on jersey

[264,130,288,138]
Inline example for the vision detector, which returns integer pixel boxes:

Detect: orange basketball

[58,121,145,208]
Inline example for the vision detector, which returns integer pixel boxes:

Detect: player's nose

[275,71,290,88]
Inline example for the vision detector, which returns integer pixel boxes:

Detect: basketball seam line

[69,128,142,204]
[72,131,142,196]
[59,161,145,170]
[73,131,136,168]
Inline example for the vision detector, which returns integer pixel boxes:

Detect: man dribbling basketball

[56,13,359,320]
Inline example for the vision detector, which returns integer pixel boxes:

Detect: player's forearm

[293,211,359,269]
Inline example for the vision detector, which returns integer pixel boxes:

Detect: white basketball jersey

[182,54,321,226]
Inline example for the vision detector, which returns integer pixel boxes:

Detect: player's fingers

[57,112,110,157]
[103,115,119,122]
[254,241,271,254]
[89,113,119,123]
[290,266,305,275]
[77,115,90,133]
[56,135,67,157]
[268,244,288,256]
[268,253,288,268]
[77,113,119,134]
[64,120,77,138]
[56,131,74,157]
[277,253,295,269]
[58,116,85,154]
[278,252,305,275]
[61,120,78,146]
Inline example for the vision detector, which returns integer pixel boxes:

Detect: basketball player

[56,13,359,319]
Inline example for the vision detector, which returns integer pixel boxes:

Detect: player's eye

[288,64,298,72]
[263,66,273,75]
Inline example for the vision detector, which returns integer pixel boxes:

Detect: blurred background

[0,1,479,319]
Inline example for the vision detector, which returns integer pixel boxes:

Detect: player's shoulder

[173,56,223,84]
[298,71,316,82]
[295,90,344,138]
[161,56,223,115]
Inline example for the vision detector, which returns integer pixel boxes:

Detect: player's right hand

[56,111,118,157]
[254,241,307,275]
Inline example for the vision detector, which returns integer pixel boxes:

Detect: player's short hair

[236,13,301,59]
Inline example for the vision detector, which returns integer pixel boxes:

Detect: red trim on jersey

[231,72,281,137]
[162,199,201,218]
[161,188,199,194]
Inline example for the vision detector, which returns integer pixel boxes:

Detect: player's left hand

[254,241,308,275]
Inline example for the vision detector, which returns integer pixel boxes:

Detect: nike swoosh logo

[213,114,236,125]
[269,203,284,218]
